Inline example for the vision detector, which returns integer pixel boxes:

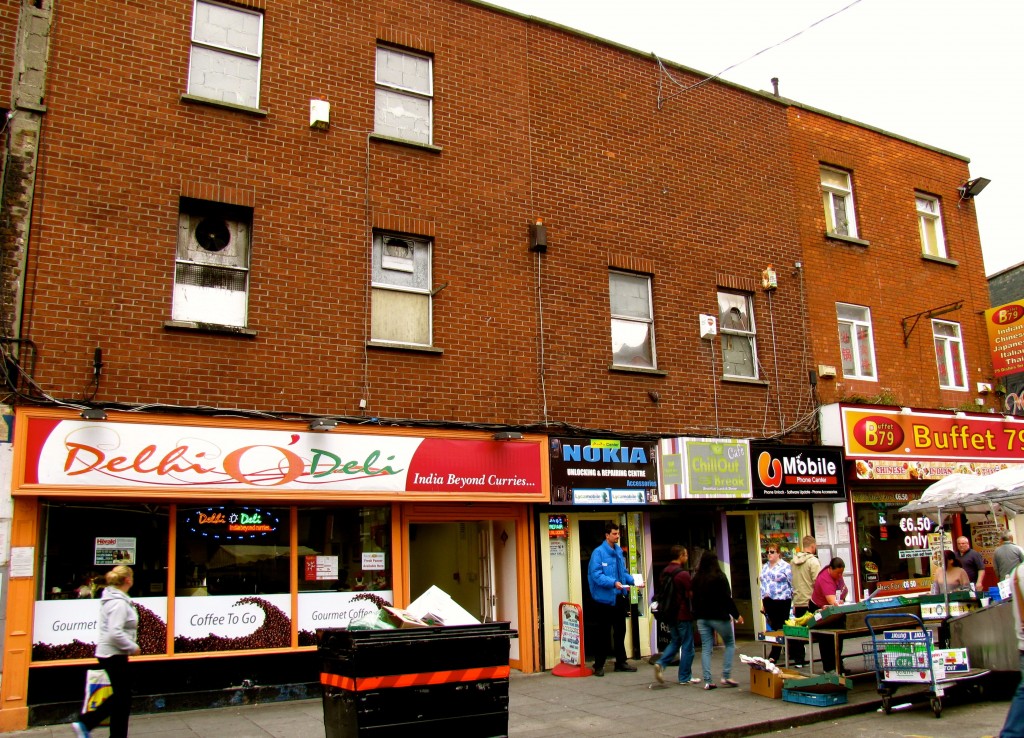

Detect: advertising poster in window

[174,594,292,653]
[547,437,658,505]
[32,597,167,661]
[296,590,394,645]
[659,437,751,500]
[94,537,136,566]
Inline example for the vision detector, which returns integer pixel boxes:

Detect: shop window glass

[296,506,392,645]
[33,503,170,661]
[174,505,291,653]
[854,496,933,594]
[758,511,800,563]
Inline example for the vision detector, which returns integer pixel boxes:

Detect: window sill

[609,365,667,376]
[369,133,443,153]
[825,232,870,247]
[164,320,257,337]
[922,254,959,267]
[721,376,769,386]
[367,340,443,354]
[180,94,268,117]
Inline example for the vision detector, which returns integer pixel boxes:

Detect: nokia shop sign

[749,444,846,501]
[548,437,659,506]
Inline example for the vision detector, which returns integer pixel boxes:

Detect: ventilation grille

[175,263,247,292]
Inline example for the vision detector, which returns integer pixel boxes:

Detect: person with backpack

[653,545,700,685]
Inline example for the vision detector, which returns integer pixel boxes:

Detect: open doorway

[407,519,521,663]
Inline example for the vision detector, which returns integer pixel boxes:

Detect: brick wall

[1,0,990,440]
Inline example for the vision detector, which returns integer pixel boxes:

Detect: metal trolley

[864,612,989,718]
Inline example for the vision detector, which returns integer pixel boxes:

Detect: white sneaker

[653,663,665,683]
[71,722,90,738]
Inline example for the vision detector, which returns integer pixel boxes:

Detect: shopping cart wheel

[881,694,892,715]
[930,696,942,718]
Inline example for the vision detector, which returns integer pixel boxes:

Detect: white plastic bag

[82,669,112,726]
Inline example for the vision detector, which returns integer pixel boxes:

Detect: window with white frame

[821,166,858,238]
[718,291,757,378]
[375,46,433,145]
[188,1,263,108]
[933,319,967,390]
[609,271,656,369]
[916,193,947,258]
[173,198,252,328]
[836,303,877,380]
[372,233,432,346]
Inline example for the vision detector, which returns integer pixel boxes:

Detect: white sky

[487,0,1022,277]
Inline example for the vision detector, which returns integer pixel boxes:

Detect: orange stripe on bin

[321,665,510,691]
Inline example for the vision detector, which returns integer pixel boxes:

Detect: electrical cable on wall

[766,290,785,433]
[709,336,720,436]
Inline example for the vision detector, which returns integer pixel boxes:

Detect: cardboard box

[750,667,783,699]
[935,647,970,674]
[379,606,430,629]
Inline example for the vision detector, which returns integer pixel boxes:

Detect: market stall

[899,466,1024,673]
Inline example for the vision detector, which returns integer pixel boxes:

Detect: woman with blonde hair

[72,565,140,738]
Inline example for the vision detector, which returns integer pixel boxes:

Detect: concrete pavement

[11,639,1013,737]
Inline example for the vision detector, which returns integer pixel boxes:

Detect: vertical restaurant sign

[659,437,751,500]
[820,404,1024,464]
[986,300,1024,378]
[547,437,659,505]
[18,415,543,498]
[749,444,845,501]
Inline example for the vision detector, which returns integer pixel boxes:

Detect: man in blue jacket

[588,521,641,676]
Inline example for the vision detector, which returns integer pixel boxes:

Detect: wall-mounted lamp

[493,431,523,441]
[959,177,991,198]
[529,218,547,253]
[900,407,913,415]
[80,408,107,421]
[309,418,339,432]
[648,391,660,403]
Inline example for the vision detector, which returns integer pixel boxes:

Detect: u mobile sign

[749,444,846,501]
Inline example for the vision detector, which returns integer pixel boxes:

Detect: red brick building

[0,0,998,728]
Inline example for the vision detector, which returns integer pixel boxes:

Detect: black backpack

[652,567,679,625]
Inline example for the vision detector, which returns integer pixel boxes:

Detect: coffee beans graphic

[174,596,291,653]
[32,602,168,661]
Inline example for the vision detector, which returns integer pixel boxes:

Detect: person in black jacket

[691,551,744,690]
[653,545,699,685]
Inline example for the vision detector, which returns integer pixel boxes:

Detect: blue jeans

[1000,652,1024,738]
[697,618,735,682]
[657,620,695,682]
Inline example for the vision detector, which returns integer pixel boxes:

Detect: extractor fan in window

[178,212,250,268]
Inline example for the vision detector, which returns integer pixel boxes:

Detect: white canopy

[899,465,1024,517]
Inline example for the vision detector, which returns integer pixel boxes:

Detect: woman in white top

[73,565,140,738]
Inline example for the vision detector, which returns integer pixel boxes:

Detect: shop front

[0,408,547,731]
[537,437,658,670]
[820,403,1024,599]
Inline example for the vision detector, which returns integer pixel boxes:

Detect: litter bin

[318,622,515,737]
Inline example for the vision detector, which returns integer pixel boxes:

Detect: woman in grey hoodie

[73,565,140,738]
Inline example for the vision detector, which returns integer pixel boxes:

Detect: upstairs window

[837,303,876,380]
[375,46,433,144]
[821,166,858,238]
[174,198,252,328]
[609,271,656,369]
[917,194,947,258]
[933,319,967,390]
[372,233,432,346]
[188,1,263,108]
[718,291,757,379]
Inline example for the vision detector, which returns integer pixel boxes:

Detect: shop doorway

[405,515,523,666]
[409,521,496,622]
